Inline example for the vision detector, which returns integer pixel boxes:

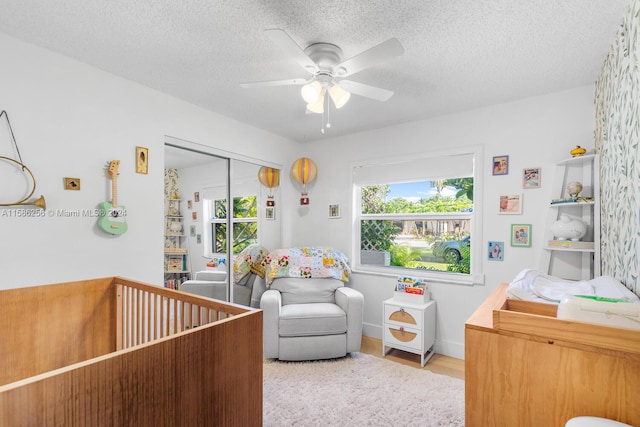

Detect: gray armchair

[260,277,364,361]
[182,270,265,307]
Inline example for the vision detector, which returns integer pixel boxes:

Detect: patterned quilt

[233,244,270,282]
[264,246,351,286]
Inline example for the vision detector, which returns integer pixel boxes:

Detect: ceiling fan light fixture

[307,92,325,114]
[301,80,322,104]
[329,84,351,109]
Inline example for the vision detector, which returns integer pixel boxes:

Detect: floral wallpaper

[164,168,179,199]
[595,0,640,293]
[164,168,180,248]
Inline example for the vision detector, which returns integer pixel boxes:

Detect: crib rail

[0,277,263,426]
[113,277,249,350]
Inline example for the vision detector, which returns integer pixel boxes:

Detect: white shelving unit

[164,199,190,286]
[540,153,600,280]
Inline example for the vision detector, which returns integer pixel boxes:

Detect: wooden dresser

[465,283,640,427]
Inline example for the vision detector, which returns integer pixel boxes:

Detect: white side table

[382,298,436,367]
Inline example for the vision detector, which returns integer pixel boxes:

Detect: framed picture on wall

[136,146,148,174]
[64,177,81,190]
[498,194,522,214]
[510,224,532,247]
[266,207,276,220]
[492,155,509,175]
[488,241,504,261]
[328,204,340,218]
[523,167,541,188]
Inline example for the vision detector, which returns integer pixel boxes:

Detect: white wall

[0,30,597,360]
[288,86,596,358]
[0,33,297,288]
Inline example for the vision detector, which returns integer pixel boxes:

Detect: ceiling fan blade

[335,38,404,77]
[240,78,309,89]
[265,28,319,74]
[338,80,394,102]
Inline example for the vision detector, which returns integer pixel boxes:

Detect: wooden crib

[0,276,263,426]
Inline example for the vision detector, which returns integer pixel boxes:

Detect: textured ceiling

[0,0,632,143]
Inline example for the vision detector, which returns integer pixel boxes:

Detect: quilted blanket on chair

[264,246,351,286]
[233,244,270,282]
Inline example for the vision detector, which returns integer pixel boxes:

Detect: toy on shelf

[570,145,587,157]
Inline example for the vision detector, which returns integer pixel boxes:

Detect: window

[208,195,258,255]
[352,147,483,284]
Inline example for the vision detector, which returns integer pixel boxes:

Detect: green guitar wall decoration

[98,160,128,235]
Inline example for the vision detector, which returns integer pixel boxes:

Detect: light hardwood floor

[359,336,465,380]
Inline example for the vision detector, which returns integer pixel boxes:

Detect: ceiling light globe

[329,84,351,109]
[301,80,322,104]
[307,93,325,114]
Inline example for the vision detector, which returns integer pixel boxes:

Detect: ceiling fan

[240,29,404,114]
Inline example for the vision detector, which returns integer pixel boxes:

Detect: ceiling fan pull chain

[326,95,331,129]
[321,94,329,134]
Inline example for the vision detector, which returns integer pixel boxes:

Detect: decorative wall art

[511,224,532,247]
[522,167,541,188]
[0,110,46,210]
[291,157,317,205]
[136,146,148,174]
[190,225,196,237]
[498,194,522,214]
[192,212,198,221]
[64,177,81,190]
[266,207,276,220]
[328,204,340,218]
[492,155,509,175]
[258,166,280,207]
[194,192,200,202]
[487,241,504,261]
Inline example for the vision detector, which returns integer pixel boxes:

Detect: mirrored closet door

[164,138,281,306]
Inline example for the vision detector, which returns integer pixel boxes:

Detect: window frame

[205,194,259,258]
[350,145,484,285]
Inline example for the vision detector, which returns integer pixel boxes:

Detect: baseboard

[362,322,382,340]
[435,339,464,360]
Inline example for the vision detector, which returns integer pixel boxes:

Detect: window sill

[352,264,484,286]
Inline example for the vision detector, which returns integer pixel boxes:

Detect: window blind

[352,153,474,186]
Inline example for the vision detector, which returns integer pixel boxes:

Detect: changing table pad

[507,269,639,304]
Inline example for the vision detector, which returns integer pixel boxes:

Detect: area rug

[263,352,464,426]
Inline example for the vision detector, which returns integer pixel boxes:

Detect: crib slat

[128,286,132,347]
[116,284,123,350]
[114,280,246,348]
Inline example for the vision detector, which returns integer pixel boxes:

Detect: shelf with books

[164,198,190,280]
